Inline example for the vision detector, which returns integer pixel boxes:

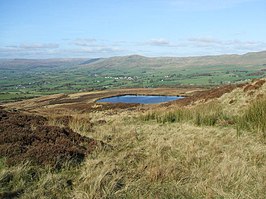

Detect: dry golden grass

[70,117,266,199]
[219,78,266,116]
[1,79,266,198]
[0,161,79,199]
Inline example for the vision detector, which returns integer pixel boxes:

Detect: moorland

[0,51,266,198]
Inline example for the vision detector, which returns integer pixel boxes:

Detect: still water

[97,95,184,104]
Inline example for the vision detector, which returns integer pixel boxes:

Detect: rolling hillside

[0,58,88,70]
[1,51,266,103]
[81,51,266,70]
[1,51,266,71]
[1,78,265,198]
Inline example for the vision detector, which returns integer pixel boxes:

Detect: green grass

[0,161,80,198]
[141,102,231,127]
[1,63,265,102]
[237,98,266,136]
[142,95,266,140]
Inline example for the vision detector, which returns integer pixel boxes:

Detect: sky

[0,0,266,58]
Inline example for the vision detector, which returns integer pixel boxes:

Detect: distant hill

[79,51,266,70]
[0,58,88,70]
[1,51,266,71]
[80,58,103,65]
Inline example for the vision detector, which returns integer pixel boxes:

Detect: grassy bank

[141,97,266,138]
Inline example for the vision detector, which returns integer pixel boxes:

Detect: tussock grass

[72,121,266,199]
[48,113,93,136]
[237,97,266,136]
[0,160,80,198]
[141,102,230,127]
[68,114,93,135]
[142,96,266,137]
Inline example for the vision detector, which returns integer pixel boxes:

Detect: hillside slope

[1,80,266,198]
[0,58,88,70]
[81,51,266,70]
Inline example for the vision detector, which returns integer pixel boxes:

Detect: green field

[1,54,266,102]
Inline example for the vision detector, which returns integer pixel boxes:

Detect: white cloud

[3,43,59,51]
[138,36,266,56]
[145,38,171,46]
[0,40,128,58]
[187,37,222,44]
[187,37,266,50]
[1,37,265,58]
[72,38,97,47]
[72,46,124,54]
[70,38,126,54]
[19,43,59,49]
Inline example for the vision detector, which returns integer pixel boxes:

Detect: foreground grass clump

[48,113,94,136]
[142,102,230,126]
[0,161,79,198]
[142,96,266,138]
[237,97,266,136]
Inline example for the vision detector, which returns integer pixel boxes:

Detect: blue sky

[0,0,266,58]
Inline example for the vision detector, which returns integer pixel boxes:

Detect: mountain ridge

[1,50,266,70]
[80,50,266,70]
